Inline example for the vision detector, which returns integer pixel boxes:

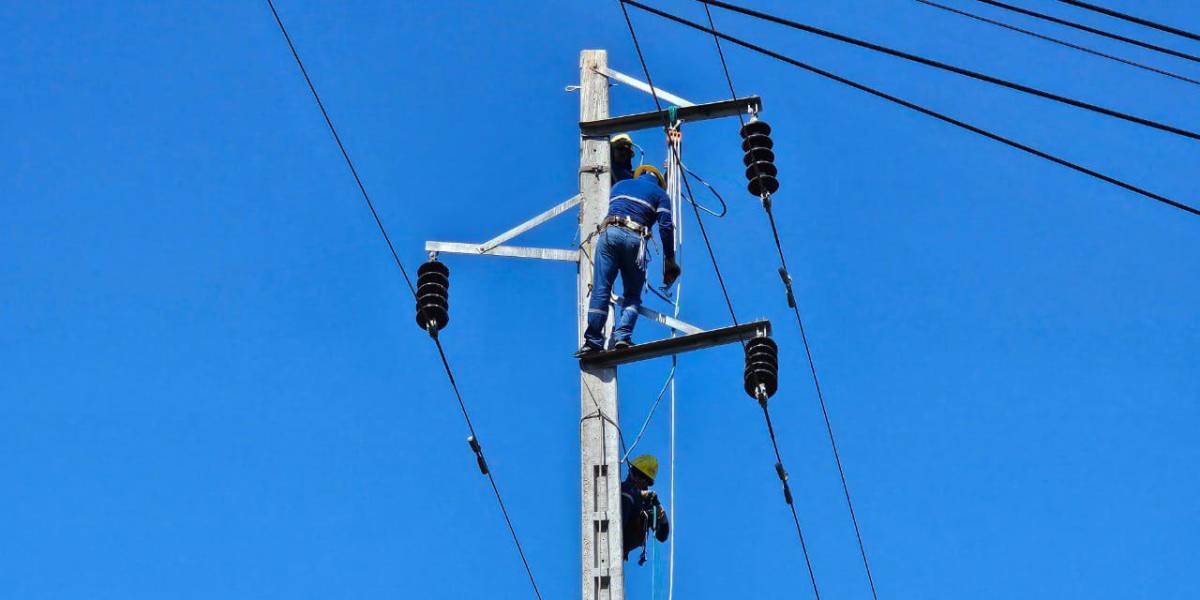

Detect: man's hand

[663,260,681,287]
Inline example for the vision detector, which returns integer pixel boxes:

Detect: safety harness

[602,215,653,269]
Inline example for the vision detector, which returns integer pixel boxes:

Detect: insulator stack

[415,259,450,334]
[743,336,779,402]
[740,118,779,197]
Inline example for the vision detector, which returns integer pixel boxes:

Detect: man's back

[608,173,671,229]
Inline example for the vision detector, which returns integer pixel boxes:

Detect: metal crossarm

[580,320,771,368]
[580,96,762,136]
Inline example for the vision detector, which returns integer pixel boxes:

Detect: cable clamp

[778,267,797,308]
[467,435,489,475]
[775,462,794,505]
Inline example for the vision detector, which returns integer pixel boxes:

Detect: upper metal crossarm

[580,96,762,136]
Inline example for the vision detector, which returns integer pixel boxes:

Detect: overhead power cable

[618,4,826,598]
[619,0,744,330]
[690,0,1200,141]
[1053,0,1200,43]
[974,0,1200,64]
[264,2,542,598]
[910,0,1200,86]
[622,0,1200,218]
[697,5,883,600]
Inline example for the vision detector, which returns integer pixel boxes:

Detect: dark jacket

[621,476,670,560]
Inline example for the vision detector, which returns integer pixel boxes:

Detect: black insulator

[740,119,772,138]
[740,133,774,152]
[743,336,779,401]
[747,174,781,197]
[739,118,780,197]
[744,160,778,180]
[742,147,775,166]
[416,260,450,333]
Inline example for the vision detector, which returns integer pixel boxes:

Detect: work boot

[575,344,602,358]
[613,339,633,350]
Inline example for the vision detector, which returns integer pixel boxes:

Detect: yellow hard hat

[630,454,659,483]
[634,164,666,190]
[610,133,633,147]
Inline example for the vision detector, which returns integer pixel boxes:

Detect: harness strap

[603,215,651,238]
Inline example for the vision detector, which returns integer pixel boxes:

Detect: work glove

[663,260,681,287]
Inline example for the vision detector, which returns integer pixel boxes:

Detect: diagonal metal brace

[611,295,703,335]
[480,194,582,253]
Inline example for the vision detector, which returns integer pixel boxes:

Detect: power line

[265,0,415,296]
[698,5,882,600]
[619,0,744,330]
[430,337,544,600]
[910,0,1200,86]
[690,0,1200,141]
[974,0,1200,64]
[760,401,825,600]
[1053,0,1200,43]
[618,4,825,599]
[264,2,542,597]
[622,0,1200,219]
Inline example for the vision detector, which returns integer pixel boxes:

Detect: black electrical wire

[620,0,744,330]
[760,401,824,600]
[431,337,544,600]
[618,5,825,599]
[684,166,730,218]
[911,0,1200,86]
[265,2,543,597]
[691,0,1200,140]
[975,0,1200,64]
[623,0,1200,218]
[265,0,415,296]
[698,5,882,599]
[1053,0,1200,43]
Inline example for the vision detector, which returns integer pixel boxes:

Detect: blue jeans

[584,227,647,348]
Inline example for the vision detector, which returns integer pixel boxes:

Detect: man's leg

[611,236,648,345]
[582,229,620,350]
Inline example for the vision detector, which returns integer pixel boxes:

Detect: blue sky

[3,1,1197,598]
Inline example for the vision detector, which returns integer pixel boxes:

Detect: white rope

[666,126,682,600]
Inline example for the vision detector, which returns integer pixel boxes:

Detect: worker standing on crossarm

[576,131,682,356]
[622,454,670,563]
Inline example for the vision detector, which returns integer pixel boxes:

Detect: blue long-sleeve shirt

[608,173,676,260]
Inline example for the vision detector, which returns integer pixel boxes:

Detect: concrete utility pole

[577,49,624,600]
[423,49,767,600]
